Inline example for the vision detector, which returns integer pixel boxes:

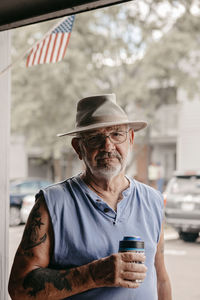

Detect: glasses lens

[86,135,104,148]
[84,131,128,148]
[110,131,127,143]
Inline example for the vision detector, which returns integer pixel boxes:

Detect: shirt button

[104,208,110,213]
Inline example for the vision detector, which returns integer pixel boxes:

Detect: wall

[10,135,28,180]
[177,97,200,173]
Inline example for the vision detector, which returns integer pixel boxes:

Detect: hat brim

[57,120,147,137]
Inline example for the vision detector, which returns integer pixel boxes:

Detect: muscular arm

[8,194,147,300]
[155,224,172,300]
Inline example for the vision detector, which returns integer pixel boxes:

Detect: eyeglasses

[81,131,130,149]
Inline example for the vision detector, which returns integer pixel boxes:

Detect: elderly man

[9,94,172,300]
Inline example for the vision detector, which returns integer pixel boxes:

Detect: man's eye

[112,132,123,137]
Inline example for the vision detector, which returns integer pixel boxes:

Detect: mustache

[96,151,121,161]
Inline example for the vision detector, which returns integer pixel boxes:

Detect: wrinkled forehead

[80,125,129,137]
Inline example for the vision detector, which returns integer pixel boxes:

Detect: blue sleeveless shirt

[42,175,163,300]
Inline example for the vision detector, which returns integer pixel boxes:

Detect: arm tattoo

[23,268,72,297]
[20,201,47,252]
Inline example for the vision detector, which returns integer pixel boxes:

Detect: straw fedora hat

[57,94,147,137]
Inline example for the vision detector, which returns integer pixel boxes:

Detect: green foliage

[11,0,200,158]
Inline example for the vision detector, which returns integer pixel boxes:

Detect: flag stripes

[26,15,75,67]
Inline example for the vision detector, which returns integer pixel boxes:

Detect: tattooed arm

[155,224,172,300]
[8,194,147,300]
[8,194,93,300]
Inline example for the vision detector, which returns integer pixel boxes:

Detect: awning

[0,0,132,31]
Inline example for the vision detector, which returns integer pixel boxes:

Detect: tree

[11,0,200,178]
[118,0,200,112]
[11,6,134,158]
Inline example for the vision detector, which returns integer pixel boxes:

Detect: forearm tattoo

[23,268,72,297]
[17,201,47,257]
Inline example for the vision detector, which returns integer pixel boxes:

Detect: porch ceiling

[0,0,132,31]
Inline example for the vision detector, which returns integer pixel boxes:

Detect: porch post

[0,30,11,300]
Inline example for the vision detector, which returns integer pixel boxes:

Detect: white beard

[90,163,122,180]
[82,147,130,180]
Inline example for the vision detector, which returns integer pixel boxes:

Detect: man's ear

[71,138,83,160]
[129,129,134,145]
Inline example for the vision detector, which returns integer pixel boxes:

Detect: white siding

[177,99,200,172]
[151,104,177,138]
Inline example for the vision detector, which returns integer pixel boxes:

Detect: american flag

[26,15,75,67]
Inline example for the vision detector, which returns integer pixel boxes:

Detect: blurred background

[10,0,200,186]
[8,1,200,299]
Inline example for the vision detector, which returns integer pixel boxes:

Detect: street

[9,226,200,300]
[165,234,200,300]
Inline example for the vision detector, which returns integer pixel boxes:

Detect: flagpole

[0,17,68,77]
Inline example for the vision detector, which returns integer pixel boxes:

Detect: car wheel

[179,231,199,242]
[10,206,21,226]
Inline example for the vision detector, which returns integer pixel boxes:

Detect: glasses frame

[80,130,130,149]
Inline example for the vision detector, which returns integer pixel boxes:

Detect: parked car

[164,172,200,242]
[10,178,53,226]
[20,194,36,224]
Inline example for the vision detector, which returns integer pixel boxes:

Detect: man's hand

[89,252,147,288]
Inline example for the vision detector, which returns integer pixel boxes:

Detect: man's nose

[100,136,115,151]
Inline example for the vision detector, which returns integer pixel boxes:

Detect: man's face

[77,125,134,179]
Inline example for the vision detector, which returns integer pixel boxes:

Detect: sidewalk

[164,226,179,241]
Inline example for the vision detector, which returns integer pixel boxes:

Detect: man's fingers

[117,279,140,289]
[122,270,146,282]
[120,252,146,263]
[122,261,148,273]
